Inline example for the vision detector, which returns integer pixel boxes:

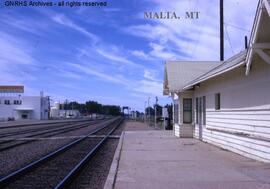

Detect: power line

[224,24,235,54]
[224,22,251,32]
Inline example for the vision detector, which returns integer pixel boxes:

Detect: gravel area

[0,122,76,136]
[67,139,119,189]
[0,118,117,177]
[113,120,126,135]
[67,120,125,189]
[4,138,102,189]
[0,120,100,139]
[0,121,105,152]
[3,118,123,189]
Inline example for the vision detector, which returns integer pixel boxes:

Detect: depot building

[0,86,50,121]
[163,0,270,162]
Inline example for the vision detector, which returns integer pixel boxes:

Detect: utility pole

[144,101,147,123]
[220,0,224,61]
[148,97,151,126]
[65,99,68,119]
[154,96,158,129]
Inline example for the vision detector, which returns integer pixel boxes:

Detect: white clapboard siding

[180,125,193,137]
[174,124,180,137]
[194,125,270,162]
[174,124,193,138]
[207,110,270,115]
[207,117,270,127]
[206,112,270,121]
[206,122,270,135]
[206,125,270,139]
[203,108,270,139]
[194,126,199,138]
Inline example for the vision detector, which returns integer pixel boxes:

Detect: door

[198,96,206,140]
[183,98,192,124]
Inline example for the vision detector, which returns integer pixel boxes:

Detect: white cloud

[0,14,49,36]
[52,14,99,43]
[0,32,35,66]
[143,69,160,81]
[68,63,129,86]
[96,47,136,66]
[0,31,36,84]
[133,79,163,97]
[131,50,150,60]
[124,0,258,61]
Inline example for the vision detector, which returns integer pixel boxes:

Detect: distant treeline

[60,100,121,116]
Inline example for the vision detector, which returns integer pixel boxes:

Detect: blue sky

[0,0,258,111]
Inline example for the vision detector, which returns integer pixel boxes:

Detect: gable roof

[163,0,270,95]
[183,50,247,90]
[163,61,220,95]
[246,0,270,74]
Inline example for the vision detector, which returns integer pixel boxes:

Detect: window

[4,100,10,105]
[14,100,22,105]
[183,98,192,123]
[215,93,220,110]
[196,98,199,124]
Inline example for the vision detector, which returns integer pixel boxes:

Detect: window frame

[215,93,221,110]
[4,100,10,105]
[183,98,192,124]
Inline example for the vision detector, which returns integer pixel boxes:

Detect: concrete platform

[105,122,270,189]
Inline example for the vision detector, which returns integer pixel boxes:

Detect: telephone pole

[220,0,224,61]
[154,96,158,129]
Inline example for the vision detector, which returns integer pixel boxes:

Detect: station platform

[105,121,270,189]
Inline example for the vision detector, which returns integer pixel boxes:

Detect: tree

[60,100,122,116]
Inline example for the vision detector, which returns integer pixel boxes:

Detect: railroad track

[0,119,107,152]
[0,117,124,189]
[0,119,99,130]
[0,121,91,138]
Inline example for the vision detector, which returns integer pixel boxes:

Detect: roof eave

[246,0,264,75]
[183,60,246,90]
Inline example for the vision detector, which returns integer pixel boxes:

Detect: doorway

[21,114,28,119]
[198,96,206,140]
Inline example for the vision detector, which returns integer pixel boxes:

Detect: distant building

[131,111,137,120]
[163,0,270,162]
[0,86,50,121]
[50,102,80,119]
